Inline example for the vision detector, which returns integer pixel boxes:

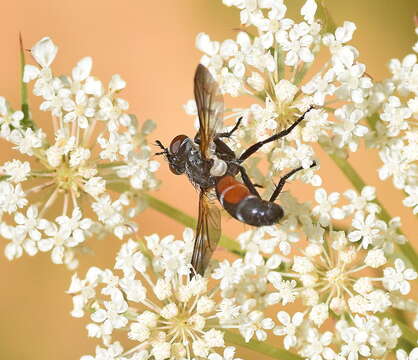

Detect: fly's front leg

[238,106,314,163]
[239,165,261,198]
[269,161,317,202]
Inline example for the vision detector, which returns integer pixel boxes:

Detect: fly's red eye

[169,135,187,154]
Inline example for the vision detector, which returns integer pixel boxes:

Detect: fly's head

[155,135,189,175]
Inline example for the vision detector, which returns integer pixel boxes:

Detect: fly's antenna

[154,140,169,156]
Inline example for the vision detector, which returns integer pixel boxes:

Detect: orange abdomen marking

[216,176,251,204]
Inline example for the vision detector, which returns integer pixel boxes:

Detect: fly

[156,64,316,277]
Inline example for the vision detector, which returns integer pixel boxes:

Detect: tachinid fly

[156,64,316,277]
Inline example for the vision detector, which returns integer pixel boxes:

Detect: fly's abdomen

[216,176,284,227]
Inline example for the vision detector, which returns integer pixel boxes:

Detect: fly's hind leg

[216,117,242,139]
[238,106,314,163]
[269,161,317,202]
[238,165,262,198]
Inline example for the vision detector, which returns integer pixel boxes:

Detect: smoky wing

[190,191,221,277]
[194,64,224,159]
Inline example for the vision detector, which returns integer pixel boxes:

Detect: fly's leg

[216,117,242,139]
[238,165,261,198]
[269,161,317,202]
[238,106,314,163]
[195,117,241,146]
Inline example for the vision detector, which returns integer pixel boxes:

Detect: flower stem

[224,330,303,360]
[326,150,418,272]
[19,33,34,130]
[316,0,337,34]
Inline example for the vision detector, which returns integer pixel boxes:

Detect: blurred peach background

[0,1,417,359]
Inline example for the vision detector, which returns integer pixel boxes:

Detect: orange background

[0,1,417,359]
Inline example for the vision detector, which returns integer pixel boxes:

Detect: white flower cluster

[0,37,159,268]
[69,229,278,360]
[236,184,416,357]
[70,217,416,360]
[366,26,418,215]
[189,0,374,190]
[1,1,415,359]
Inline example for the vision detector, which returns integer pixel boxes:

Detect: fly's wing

[190,191,221,277]
[194,64,224,160]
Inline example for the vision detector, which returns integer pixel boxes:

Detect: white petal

[404,269,417,280]
[315,188,327,203]
[399,280,411,295]
[301,0,317,23]
[109,74,126,92]
[277,311,290,325]
[38,238,53,252]
[331,207,345,220]
[51,246,64,264]
[23,65,40,83]
[31,37,58,68]
[5,243,22,260]
[72,57,92,82]
[299,47,314,63]
[91,309,107,323]
[292,312,304,326]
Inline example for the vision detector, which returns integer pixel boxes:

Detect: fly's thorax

[184,148,216,190]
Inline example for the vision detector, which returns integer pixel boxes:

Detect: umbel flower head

[0,37,159,268]
[365,25,418,217]
[68,229,277,360]
[192,0,373,185]
[69,224,416,360]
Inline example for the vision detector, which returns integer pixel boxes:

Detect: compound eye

[169,135,187,154]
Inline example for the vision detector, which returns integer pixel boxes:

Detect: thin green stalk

[224,331,303,360]
[326,150,418,272]
[19,33,34,130]
[293,63,310,86]
[394,319,418,347]
[316,0,337,34]
[97,161,125,168]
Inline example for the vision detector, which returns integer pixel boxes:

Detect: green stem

[97,161,125,168]
[19,33,34,130]
[316,0,337,34]
[293,63,310,86]
[326,150,418,272]
[224,331,303,360]
[142,193,242,256]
